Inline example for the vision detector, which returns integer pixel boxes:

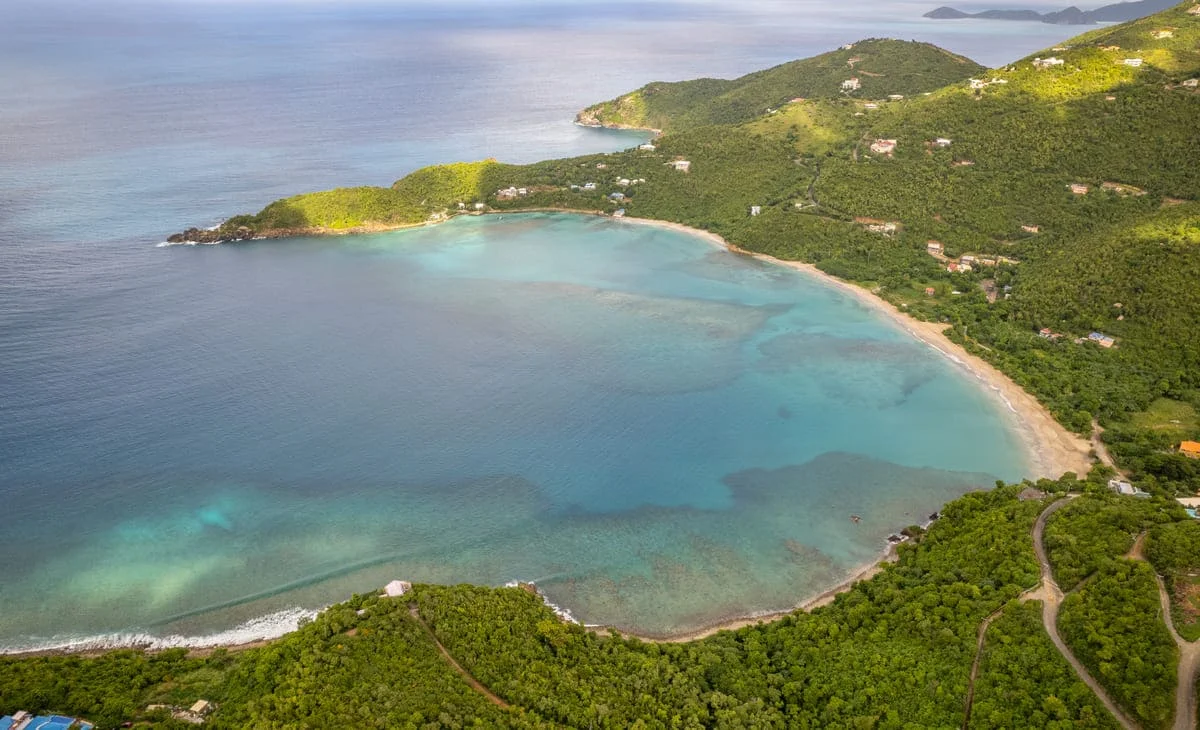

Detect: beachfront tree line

[2,481,1192,728]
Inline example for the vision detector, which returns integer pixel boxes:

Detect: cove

[0,213,1031,649]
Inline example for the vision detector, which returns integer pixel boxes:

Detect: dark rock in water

[166,225,254,244]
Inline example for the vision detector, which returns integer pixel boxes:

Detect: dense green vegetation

[576,39,985,132]
[1044,492,1183,590]
[1058,558,1179,728]
[0,485,1066,728]
[1145,519,1200,640]
[104,4,1200,724]
[969,600,1119,729]
[190,3,1200,498]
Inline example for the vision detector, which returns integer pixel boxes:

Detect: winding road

[1031,497,1139,730]
[1128,532,1200,730]
[409,605,511,709]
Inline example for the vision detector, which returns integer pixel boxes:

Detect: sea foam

[0,606,319,655]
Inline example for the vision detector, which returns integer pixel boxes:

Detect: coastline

[605,544,899,644]
[613,214,1093,481]
[28,206,1093,659]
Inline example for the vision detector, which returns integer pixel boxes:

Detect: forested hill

[574,39,985,132]
[173,1,1200,499]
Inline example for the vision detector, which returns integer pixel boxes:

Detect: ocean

[0,0,1084,650]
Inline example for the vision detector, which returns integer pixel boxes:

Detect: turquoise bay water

[0,213,1028,646]
[0,1,1088,650]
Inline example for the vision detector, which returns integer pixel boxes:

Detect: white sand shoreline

[25,208,1091,658]
[614,215,1093,481]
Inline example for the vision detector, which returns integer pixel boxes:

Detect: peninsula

[6,3,1198,727]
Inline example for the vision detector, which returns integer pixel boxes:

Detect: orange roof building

[1180,441,1200,458]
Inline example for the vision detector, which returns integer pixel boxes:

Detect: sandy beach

[615,215,1094,481]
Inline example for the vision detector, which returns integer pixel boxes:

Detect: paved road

[1032,497,1139,730]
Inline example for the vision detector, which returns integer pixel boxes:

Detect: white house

[750,205,761,216]
[841,77,861,91]
[1122,58,1144,67]
[384,580,412,597]
[671,160,691,172]
[869,139,897,155]
[934,138,952,148]
[638,143,657,151]
[1032,57,1065,69]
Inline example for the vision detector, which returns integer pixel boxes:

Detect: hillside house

[609,192,625,201]
[934,138,952,148]
[750,205,761,216]
[969,78,987,89]
[596,163,607,169]
[1088,331,1116,348]
[863,102,879,110]
[617,178,631,186]
[671,160,691,172]
[1069,183,1090,195]
[638,143,657,151]
[1183,79,1199,88]
[473,202,485,211]
[1032,57,1065,69]
[1122,58,1144,67]
[888,94,905,101]
[496,187,519,200]
[869,139,897,155]
[925,287,936,296]
[1021,224,1041,233]
[959,255,976,265]
[1108,479,1138,496]
[1190,4,1200,14]
[1101,181,1147,196]
[1152,29,1174,39]
[926,241,944,256]
[841,78,861,91]
[384,580,412,597]
[583,182,597,190]
[953,159,975,167]
[613,208,625,218]
[1180,441,1200,458]
[1100,45,1121,51]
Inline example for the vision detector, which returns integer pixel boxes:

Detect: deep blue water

[0,0,1083,649]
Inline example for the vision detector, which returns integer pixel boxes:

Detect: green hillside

[126,8,1200,724]
[9,480,1183,728]
[575,39,985,132]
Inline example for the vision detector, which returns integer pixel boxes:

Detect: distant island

[925,0,1178,24]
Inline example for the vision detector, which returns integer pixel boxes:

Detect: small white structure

[190,700,213,716]
[1032,57,1065,69]
[473,202,485,211]
[750,205,761,216]
[841,77,861,91]
[926,241,944,255]
[887,94,904,101]
[617,178,631,186]
[969,78,987,89]
[671,160,691,172]
[1069,183,1090,195]
[1122,58,1144,67]
[869,139,897,155]
[863,103,879,110]
[1152,29,1174,39]
[384,580,412,597]
[638,143,657,151]
[934,138,952,148]
[583,182,597,190]
[612,208,625,218]
[1182,79,1199,88]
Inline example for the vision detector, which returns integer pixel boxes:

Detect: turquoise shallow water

[0,213,1029,647]
[0,1,1086,650]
